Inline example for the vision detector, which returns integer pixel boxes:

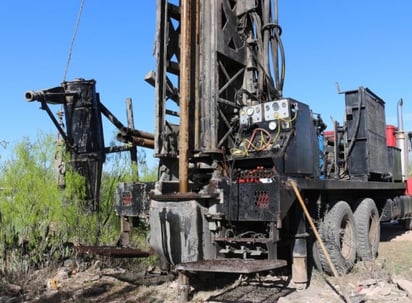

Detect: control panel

[239,104,263,126]
[239,99,291,127]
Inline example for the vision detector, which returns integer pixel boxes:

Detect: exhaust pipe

[396,99,409,181]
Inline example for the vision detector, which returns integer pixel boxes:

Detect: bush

[0,134,68,273]
[0,133,156,275]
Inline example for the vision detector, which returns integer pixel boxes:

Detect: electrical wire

[231,105,298,157]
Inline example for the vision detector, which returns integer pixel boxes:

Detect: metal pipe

[120,127,154,140]
[194,0,200,151]
[25,90,46,102]
[126,98,138,182]
[129,137,155,149]
[178,0,191,193]
[120,126,154,140]
[25,86,68,104]
[396,98,409,181]
[398,98,404,132]
[104,145,137,154]
[116,133,155,149]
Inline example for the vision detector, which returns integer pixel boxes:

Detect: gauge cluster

[239,99,291,129]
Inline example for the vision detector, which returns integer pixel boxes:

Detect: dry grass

[379,241,412,279]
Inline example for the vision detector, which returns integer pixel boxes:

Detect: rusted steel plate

[75,245,153,258]
[176,259,287,273]
[149,192,201,201]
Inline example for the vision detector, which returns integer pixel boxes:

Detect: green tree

[0,133,158,275]
[0,134,69,272]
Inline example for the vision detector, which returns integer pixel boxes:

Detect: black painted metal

[114,182,154,217]
[344,87,389,180]
[26,79,104,211]
[63,79,105,211]
[25,78,153,211]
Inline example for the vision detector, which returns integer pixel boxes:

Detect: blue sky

[1,1,412,167]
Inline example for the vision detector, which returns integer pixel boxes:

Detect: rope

[63,0,86,82]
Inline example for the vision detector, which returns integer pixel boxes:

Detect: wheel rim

[340,214,356,260]
[368,214,379,254]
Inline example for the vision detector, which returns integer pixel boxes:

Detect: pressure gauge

[268,121,277,130]
[247,107,254,116]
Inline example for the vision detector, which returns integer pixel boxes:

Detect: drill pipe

[116,133,154,149]
[178,0,192,193]
[25,86,67,104]
[119,126,154,141]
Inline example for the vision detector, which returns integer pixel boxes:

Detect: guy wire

[62,0,86,82]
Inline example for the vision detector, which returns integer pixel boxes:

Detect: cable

[63,0,86,82]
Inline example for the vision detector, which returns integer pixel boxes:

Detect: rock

[55,267,71,280]
[146,265,155,272]
[88,260,102,272]
[348,293,366,303]
[169,280,178,289]
[360,286,378,299]
[394,278,412,297]
[277,297,290,303]
[3,296,21,303]
[63,258,76,268]
[6,283,22,294]
[77,272,101,283]
[381,286,392,296]
[100,267,126,275]
[358,279,378,287]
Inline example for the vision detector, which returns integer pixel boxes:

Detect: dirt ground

[279,221,412,303]
[2,221,412,303]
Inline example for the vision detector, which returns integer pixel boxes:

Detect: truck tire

[317,201,357,275]
[354,198,380,260]
[403,219,412,231]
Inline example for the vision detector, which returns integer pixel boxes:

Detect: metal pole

[179,0,191,193]
[397,99,409,181]
[126,98,138,173]
[194,0,200,150]
[119,97,138,248]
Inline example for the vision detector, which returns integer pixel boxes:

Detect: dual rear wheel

[315,198,380,275]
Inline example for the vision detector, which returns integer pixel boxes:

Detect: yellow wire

[272,120,282,143]
[231,107,299,157]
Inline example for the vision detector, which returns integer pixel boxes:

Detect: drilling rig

[26,0,412,300]
[139,0,412,296]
